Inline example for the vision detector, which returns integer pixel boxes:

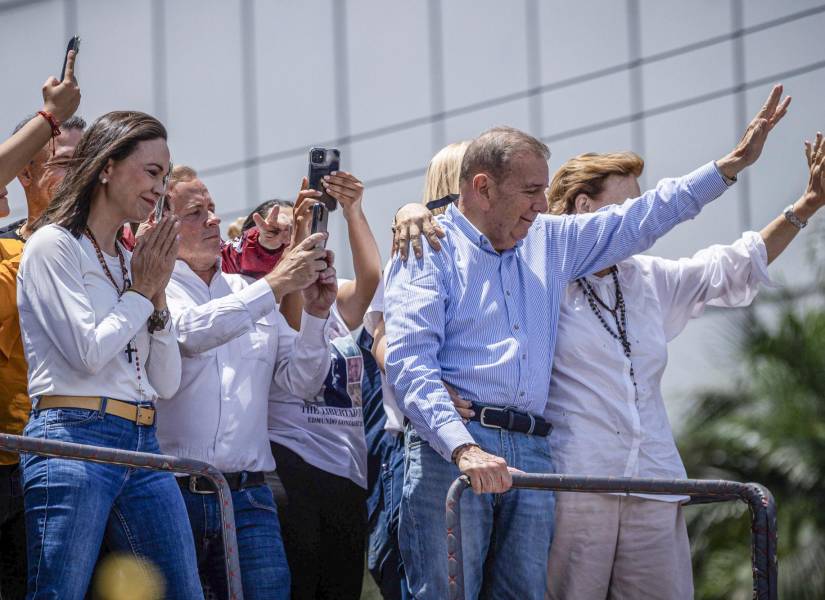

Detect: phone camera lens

[311,150,325,163]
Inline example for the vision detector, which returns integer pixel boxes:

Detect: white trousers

[546,492,693,600]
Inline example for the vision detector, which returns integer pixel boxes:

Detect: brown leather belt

[37,396,155,426]
[177,471,266,494]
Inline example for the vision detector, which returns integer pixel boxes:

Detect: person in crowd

[267,170,381,599]
[16,110,202,599]
[383,85,789,599]
[158,165,336,599]
[519,133,822,600]
[0,52,82,598]
[363,140,466,600]
[226,215,245,239]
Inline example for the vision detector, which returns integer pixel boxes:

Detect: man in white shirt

[158,172,336,600]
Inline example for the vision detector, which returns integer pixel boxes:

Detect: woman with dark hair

[17,111,203,598]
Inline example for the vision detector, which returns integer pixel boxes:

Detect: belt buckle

[135,405,154,426]
[188,476,214,495]
[479,406,502,430]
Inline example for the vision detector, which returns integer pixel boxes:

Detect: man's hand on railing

[453,444,522,494]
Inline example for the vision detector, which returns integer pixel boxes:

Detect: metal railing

[446,473,777,600]
[0,433,244,600]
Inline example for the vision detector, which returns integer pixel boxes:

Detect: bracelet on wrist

[783,203,807,229]
[37,111,61,138]
[125,287,151,301]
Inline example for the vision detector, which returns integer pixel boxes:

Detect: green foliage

[679,299,825,599]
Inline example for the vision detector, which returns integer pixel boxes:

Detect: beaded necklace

[84,227,145,400]
[576,266,639,404]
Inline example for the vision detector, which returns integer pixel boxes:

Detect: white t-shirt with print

[268,281,368,488]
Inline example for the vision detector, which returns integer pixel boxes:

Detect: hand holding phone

[60,36,81,82]
[310,203,329,249]
[154,160,173,222]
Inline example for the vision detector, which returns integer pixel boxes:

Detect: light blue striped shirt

[385,162,730,461]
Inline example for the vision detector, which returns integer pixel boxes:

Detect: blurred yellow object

[92,553,166,600]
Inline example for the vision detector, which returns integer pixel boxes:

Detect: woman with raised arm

[17,111,202,599]
[534,136,824,599]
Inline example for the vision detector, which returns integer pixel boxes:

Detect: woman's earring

[100,177,108,184]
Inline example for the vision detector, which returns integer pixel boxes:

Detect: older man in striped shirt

[385,114,781,599]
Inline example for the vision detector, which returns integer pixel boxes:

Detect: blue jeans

[366,431,411,600]
[180,482,290,600]
[399,422,555,600]
[20,407,203,600]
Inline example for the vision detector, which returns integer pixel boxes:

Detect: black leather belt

[468,404,552,437]
[177,471,266,494]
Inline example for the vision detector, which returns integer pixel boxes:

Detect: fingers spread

[264,205,280,226]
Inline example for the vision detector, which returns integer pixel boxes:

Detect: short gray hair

[13,114,86,136]
[459,126,550,184]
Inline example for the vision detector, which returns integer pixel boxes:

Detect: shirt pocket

[240,312,280,361]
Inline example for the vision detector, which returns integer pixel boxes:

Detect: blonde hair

[421,141,470,215]
[547,152,644,215]
[226,216,245,240]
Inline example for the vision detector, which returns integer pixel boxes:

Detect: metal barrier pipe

[0,433,244,600]
[446,473,777,600]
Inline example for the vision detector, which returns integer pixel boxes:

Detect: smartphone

[310,203,329,249]
[307,147,340,211]
[154,160,173,221]
[60,36,81,81]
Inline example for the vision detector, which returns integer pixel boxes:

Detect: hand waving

[717,84,791,179]
[804,132,825,207]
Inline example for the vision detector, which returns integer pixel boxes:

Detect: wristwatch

[783,204,807,229]
[147,308,170,334]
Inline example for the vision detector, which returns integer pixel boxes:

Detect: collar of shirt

[444,203,524,255]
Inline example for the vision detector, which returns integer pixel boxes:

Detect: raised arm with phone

[0,45,81,194]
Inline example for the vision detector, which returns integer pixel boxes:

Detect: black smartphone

[60,36,81,81]
[310,203,329,249]
[155,160,173,221]
[307,147,340,211]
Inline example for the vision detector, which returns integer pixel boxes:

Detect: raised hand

[301,249,337,318]
[391,202,445,261]
[130,216,180,300]
[717,84,791,179]
[264,233,329,301]
[290,177,321,248]
[803,132,825,207]
[252,204,292,251]
[42,49,81,123]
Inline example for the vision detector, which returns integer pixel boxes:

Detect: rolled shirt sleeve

[646,231,774,340]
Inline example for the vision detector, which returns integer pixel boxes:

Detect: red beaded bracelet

[37,110,61,137]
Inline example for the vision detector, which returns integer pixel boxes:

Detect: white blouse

[17,224,181,404]
[546,231,772,501]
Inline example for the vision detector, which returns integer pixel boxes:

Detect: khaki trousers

[546,492,693,600]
